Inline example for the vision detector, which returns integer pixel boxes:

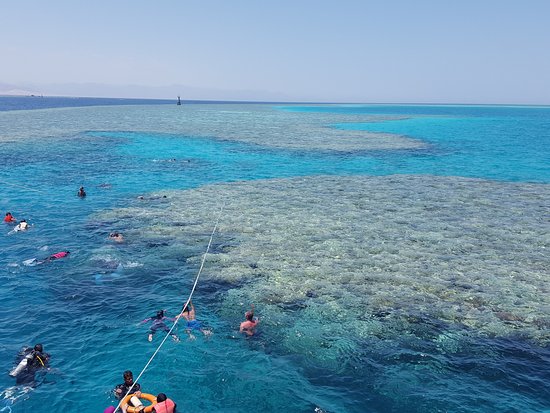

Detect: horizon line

[1,94,549,108]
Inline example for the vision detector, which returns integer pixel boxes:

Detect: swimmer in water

[109,232,124,242]
[77,186,86,197]
[44,251,70,261]
[114,370,142,413]
[14,219,29,231]
[239,304,260,336]
[4,212,16,223]
[28,251,70,265]
[141,310,179,342]
[178,300,212,340]
[10,344,51,385]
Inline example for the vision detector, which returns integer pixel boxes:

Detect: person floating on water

[40,251,70,265]
[240,304,260,336]
[109,232,124,243]
[14,219,29,232]
[24,251,70,266]
[114,370,141,413]
[153,393,177,413]
[4,212,16,223]
[9,344,50,385]
[141,310,179,342]
[77,186,86,197]
[45,251,70,261]
[179,300,211,340]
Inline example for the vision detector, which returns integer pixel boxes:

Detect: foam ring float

[122,393,157,413]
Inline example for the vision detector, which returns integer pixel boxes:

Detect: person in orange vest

[152,393,176,413]
[4,212,16,223]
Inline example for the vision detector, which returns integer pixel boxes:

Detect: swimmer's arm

[139,317,152,324]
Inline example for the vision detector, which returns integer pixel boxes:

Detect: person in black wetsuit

[10,344,51,385]
[114,370,143,412]
[114,370,141,399]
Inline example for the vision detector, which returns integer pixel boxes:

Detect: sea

[0,96,548,413]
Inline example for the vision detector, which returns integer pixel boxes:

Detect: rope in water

[0,178,48,194]
[114,200,225,412]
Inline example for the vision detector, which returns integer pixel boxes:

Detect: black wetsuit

[114,382,141,400]
[13,348,50,385]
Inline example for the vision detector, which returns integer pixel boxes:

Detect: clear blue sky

[2,0,549,104]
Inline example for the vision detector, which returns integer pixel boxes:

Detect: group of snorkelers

[105,302,257,412]
[9,302,259,411]
[4,212,29,232]
[5,211,70,263]
[141,300,214,343]
[107,370,176,413]
[7,186,261,412]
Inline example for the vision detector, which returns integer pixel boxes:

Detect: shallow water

[0,99,549,412]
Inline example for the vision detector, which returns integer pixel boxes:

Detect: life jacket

[154,399,176,413]
[4,214,14,222]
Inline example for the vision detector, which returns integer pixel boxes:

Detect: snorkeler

[25,251,70,266]
[108,232,124,242]
[179,300,211,340]
[13,219,29,231]
[77,186,86,197]
[46,251,70,261]
[9,344,50,385]
[141,310,179,342]
[239,304,260,336]
[4,212,16,223]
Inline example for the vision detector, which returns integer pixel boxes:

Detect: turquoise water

[0,100,549,412]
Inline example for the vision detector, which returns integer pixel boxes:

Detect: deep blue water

[0,95,175,112]
[0,98,549,413]
[281,104,550,183]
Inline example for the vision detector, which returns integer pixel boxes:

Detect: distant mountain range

[0,81,295,102]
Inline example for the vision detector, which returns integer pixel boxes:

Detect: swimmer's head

[245,311,254,321]
[123,370,133,383]
[156,310,165,318]
[157,393,167,402]
[34,344,43,352]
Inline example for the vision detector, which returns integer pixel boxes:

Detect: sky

[1,0,549,104]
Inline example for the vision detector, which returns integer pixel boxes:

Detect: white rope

[0,178,48,194]
[114,200,225,412]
